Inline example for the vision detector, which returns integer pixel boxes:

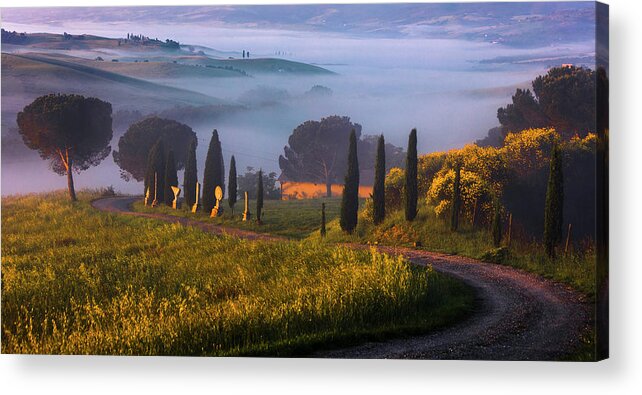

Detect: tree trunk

[67,161,77,201]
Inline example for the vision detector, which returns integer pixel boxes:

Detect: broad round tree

[16,93,113,201]
[113,116,196,182]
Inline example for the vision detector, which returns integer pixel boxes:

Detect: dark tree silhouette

[340,130,359,233]
[405,129,418,221]
[496,66,596,139]
[202,129,225,213]
[450,163,462,231]
[164,150,178,206]
[113,116,195,182]
[544,142,564,258]
[373,134,386,225]
[256,169,264,224]
[228,156,238,213]
[16,94,113,201]
[145,139,166,204]
[183,138,198,208]
[279,116,362,197]
[497,89,548,134]
[237,168,281,199]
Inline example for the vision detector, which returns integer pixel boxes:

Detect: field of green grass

[321,206,597,296]
[138,197,597,296]
[133,197,352,239]
[1,192,472,355]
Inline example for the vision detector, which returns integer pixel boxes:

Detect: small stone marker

[191,182,200,213]
[242,191,251,221]
[210,186,224,217]
[171,186,181,209]
[151,172,159,207]
[144,187,150,206]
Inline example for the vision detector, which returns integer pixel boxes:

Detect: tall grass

[320,204,597,296]
[1,191,471,355]
[133,197,345,239]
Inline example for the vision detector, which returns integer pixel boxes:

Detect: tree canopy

[16,93,113,200]
[279,116,404,196]
[496,66,596,140]
[113,116,196,182]
[237,167,280,200]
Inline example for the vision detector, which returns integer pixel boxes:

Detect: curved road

[92,196,591,360]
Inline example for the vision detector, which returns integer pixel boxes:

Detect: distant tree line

[1,29,28,44]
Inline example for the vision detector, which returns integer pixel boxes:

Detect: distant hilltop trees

[1,28,28,44]
[125,33,180,49]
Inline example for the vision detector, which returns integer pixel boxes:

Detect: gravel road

[92,196,591,360]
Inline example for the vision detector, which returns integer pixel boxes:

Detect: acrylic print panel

[0,2,608,360]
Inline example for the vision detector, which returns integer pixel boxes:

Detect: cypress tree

[183,137,198,208]
[450,163,461,231]
[405,128,418,221]
[320,202,327,237]
[256,169,264,224]
[164,150,178,206]
[373,134,386,225]
[145,139,165,204]
[340,129,359,233]
[228,155,238,213]
[492,198,502,247]
[202,129,225,213]
[544,142,564,258]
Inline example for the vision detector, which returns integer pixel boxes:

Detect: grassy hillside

[24,52,249,79]
[1,191,473,355]
[2,53,226,105]
[136,196,597,296]
[178,55,336,75]
[1,51,237,135]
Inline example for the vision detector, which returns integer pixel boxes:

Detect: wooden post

[471,197,478,228]
[242,191,251,221]
[151,172,158,207]
[507,212,512,247]
[191,182,200,213]
[564,223,573,256]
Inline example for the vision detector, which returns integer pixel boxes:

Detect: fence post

[564,223,573,256]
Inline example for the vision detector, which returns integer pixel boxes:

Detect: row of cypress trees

[146,129,265,222]
[143,139,180,207]
[339,128,419,234]
[337,126,565,259]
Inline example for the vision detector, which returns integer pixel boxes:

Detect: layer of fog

[1,21,593,196]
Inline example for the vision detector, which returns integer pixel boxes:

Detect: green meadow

[1,191,472,355]
[139,196,597,296]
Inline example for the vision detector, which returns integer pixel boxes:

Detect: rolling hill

[1,52,228,115]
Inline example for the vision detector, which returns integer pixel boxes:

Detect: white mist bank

[1,20,593,196]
